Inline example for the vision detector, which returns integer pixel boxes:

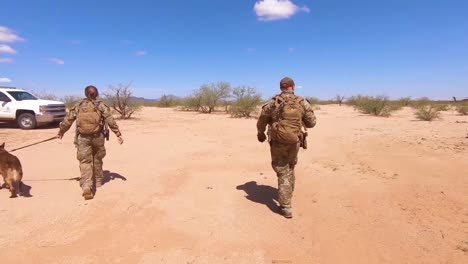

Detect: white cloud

[48,58,65,65]
[0,58,13,63]
[0,77,12,83]
[288,47,295,52]
[0,44,16,54]
[254,0,310,21]
[0,26,24,43]
[136,51,147,56]
[297,85,303,89]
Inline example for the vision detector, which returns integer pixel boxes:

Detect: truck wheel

[17,113,37,129]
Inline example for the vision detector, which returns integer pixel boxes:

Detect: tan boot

[281,207,293,218]
[95,180,103,188]
[82,187,94,200]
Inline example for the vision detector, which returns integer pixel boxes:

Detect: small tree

[230,86,262,118]
[189,82,231,114]
[103,83,141,119]
[335,94,345,106]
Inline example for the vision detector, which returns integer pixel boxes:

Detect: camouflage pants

[76,134,106,191]
[270,141,300,208]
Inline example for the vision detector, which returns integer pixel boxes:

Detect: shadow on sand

[102,170,127,186]
[0,181,33,198]
[236,181,281,215]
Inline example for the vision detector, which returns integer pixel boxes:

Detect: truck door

[0,91,14,119]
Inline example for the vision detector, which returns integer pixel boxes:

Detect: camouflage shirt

[256,91,316,134]
[59,99,122,137]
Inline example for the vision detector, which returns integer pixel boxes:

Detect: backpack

[76,100,102,135]
[270,94,305,144]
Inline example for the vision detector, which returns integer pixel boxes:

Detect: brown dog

[0,143,23,198]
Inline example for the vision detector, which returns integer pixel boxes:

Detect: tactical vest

[76,100,103,135]
[270,94,305,144]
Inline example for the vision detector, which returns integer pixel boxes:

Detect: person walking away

[57,85,123,200]
[256,77,316,218]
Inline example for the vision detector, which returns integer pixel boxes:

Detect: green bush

[229,86,262,118]
[415,105,441,121]
[456,102,468,115]
[346,95,367,106]
[180,95,203,112]
[182,82,231,113]
[397,97,412,107]
[435,104,450,111]
[156,95,182,108]
[351,95,400,117]
[306,97,321,110]
[411,97,431,109]
[306,97,320,105]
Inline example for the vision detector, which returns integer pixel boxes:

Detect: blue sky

[1,0,467,100]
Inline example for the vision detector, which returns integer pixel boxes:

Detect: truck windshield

[7,91,38,101]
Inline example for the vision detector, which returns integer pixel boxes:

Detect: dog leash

[23,177,80,182]
[9,136,57,152]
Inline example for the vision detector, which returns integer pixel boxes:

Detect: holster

[300,131,308,149]
[103,125,110,141]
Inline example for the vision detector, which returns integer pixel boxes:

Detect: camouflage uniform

[257,91,316,209]
[59,99,121,192]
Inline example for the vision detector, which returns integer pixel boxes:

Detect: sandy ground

[0,105,467,264]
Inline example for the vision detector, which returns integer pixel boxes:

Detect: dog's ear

[0,142,4,149]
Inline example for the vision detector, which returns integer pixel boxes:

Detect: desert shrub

[411,97,431,109]
[318,100,336,105]
[103,83,141,119]
[157,95,181,108]
[435,104,450,111]
[351,95,400,117]
[346,95,366,106]
[412,98,452,112]
[397,97,412,107]
[62,95,81,109]
[306,97,320,105]
[415,104,441,121]
[456,102,468,115]
[229,86,262,118]
[305,97,321,110]
[31,90,58,100]
[180,95,202,111]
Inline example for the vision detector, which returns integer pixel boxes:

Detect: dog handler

[57,85,123,200]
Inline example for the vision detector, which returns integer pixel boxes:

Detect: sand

[0,105,467,264]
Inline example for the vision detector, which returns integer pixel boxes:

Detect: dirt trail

[0,106,467,264]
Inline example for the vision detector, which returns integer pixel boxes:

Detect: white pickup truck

[0,87,67,129]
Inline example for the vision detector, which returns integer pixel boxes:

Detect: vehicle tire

[17,113,37,129]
